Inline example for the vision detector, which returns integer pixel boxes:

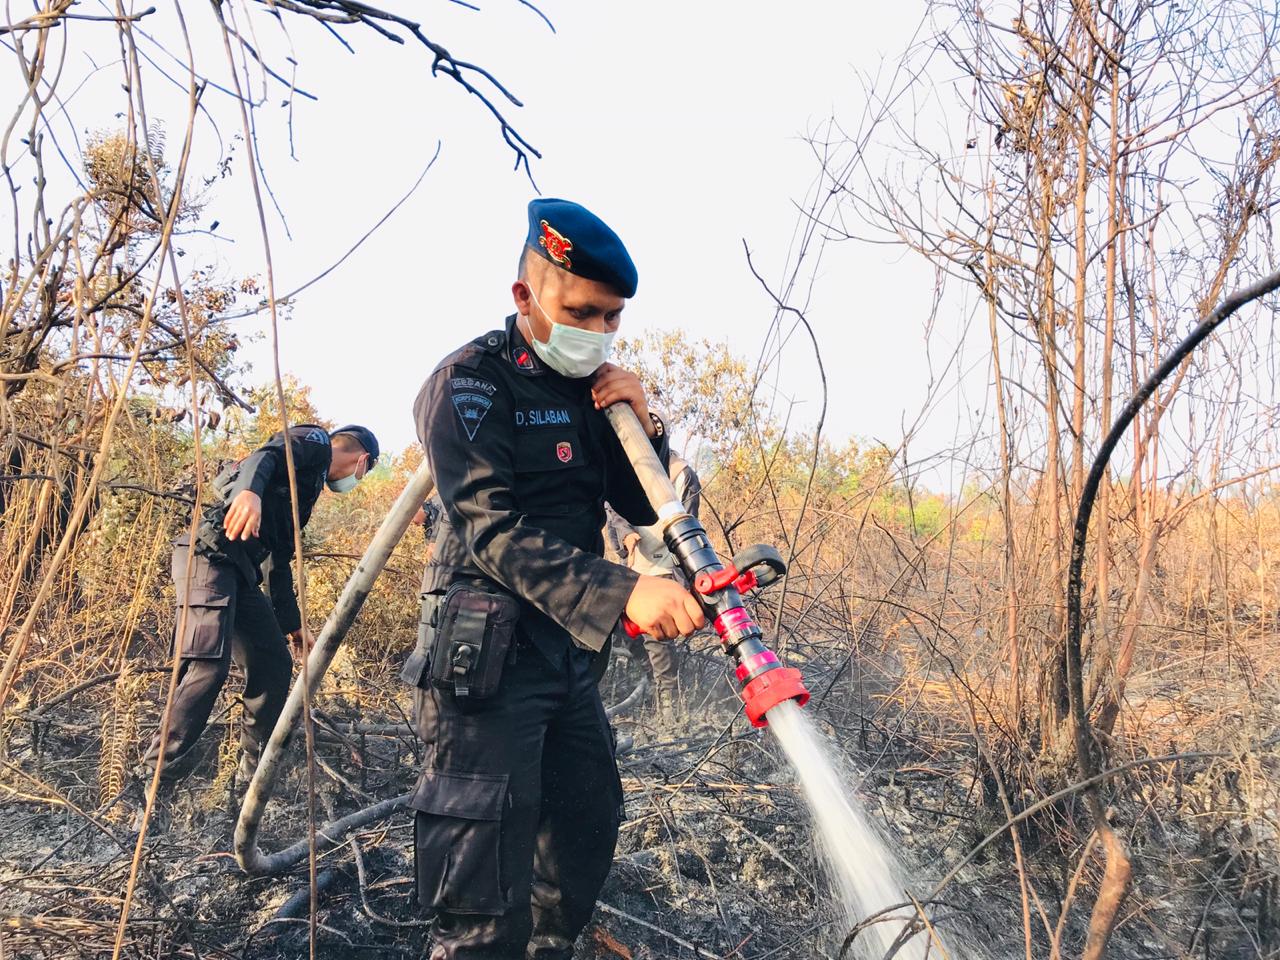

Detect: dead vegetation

[4,2,1280,959]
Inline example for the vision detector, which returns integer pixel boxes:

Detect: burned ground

[4,610,1275,960]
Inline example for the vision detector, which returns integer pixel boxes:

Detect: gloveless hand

[287,628,313,659]
[625,575,706,640]
[223,490,262,541]
[591,363,655,437]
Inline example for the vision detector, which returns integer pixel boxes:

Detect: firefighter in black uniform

[407,198,705,959]
[141,423,379,784]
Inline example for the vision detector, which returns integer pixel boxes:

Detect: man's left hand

[591,364,654,437]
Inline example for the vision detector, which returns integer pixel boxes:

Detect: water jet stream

[603,404,942,957]
[767,699,937,959]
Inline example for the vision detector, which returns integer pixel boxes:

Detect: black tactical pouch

[402,583,520,698]
[399,592,442,690]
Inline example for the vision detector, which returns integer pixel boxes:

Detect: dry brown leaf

[592,925,633,960]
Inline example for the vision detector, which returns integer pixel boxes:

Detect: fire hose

[235,461,433,875]
[1065,268,1280,782]
[604,404,810,727]
[235,402,809,874]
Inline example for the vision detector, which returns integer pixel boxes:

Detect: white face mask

[326,456,366,494]
[525,283,616,378]
[326,474,358,494]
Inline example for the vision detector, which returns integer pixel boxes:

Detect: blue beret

[526,198,638,298]
[331,425,379,465]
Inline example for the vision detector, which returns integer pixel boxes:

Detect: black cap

[331,425,379,465]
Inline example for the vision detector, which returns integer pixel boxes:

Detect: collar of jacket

[504,313,547,378]
[505,312,607,388]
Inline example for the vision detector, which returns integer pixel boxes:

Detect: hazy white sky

[18,1,973,468]
[13,1,1279,501]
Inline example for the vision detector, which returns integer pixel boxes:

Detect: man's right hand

[625,575,706,641]
[287,628,313,659]
[223,490,263,541]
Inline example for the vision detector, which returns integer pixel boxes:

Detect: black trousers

[141,542,292,778]
[412,639,623,960]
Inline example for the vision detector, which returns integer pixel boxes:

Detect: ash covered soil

[1,641,1079,960]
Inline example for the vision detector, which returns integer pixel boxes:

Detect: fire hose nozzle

[600,404,810,729]
[739,664,810,728]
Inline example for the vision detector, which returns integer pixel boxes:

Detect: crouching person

[141,424,378,785]
[405,199,704,958]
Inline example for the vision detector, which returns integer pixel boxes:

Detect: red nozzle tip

[740,666,810,728]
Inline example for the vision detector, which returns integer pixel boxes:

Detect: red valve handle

[694,566,739,595]
[694,566,759,597]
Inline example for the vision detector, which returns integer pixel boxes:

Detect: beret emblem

[539,220,573,270]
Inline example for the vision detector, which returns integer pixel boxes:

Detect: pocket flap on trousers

[178,586,232,607]
[409,770,507,820]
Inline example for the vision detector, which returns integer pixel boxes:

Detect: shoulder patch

[451,376,497,396]
[451,378,495,442]
[304,427,329,444]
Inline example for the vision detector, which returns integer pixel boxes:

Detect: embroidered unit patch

[304,428,329,444]
[539,220,573,269]
[556,441,573,463]
[453,392,493,442]
[450,376,497,396]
